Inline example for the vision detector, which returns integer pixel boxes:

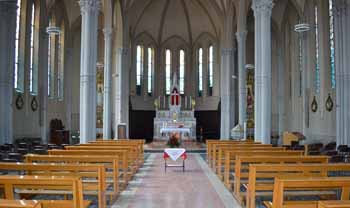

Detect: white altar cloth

[164,148,186,161]
[160,127,191,134]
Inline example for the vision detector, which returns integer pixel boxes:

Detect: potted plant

[167,132,181,148]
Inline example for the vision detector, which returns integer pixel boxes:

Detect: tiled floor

[112,153,241,208]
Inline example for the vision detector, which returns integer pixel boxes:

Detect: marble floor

[112,153,241,208]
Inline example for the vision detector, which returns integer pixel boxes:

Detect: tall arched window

[208,45,214,96]
[315,5,320,94]
[29,3,36,94]
[179,49,185,94]
[136,45,143,96]
[198,48,203,97]
[147,47,154,96]
[329,0,335,89]
[165,49,172,95]
[14,0,22,91]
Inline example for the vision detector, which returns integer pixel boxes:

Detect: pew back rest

[271,177,350,208]
[247,163,350,208]
[0,162,107,208]
[234,156,329,196]
[0,175,84,208]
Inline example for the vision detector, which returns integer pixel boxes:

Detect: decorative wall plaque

[15,94,24,110]
[311,96,318,113]
[31,97,38,111]
[325,93,334,112]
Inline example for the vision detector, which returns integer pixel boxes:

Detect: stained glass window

[165,49,171,95]
[14,0,22,91]
[179,49,185,94]
[315,5,320,94]
[329,0,335,88]
[208,45,214,96]
[136,45,143,96]
[147,47,154,95]
[198,48,203,97]
[29,3,36,94]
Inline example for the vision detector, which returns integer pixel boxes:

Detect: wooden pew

[233,156,329,202]
[0,200,41,208]
[206,140,260,168]
[264,177,350,208]
[0,162,107,208]
[88,139,144,156]
[64,146,141,170]
[48,149,131,182]
[318,200,350,208]
[223,150,305,188]
[24,154,121,192]
[216,146,285,176]
[210,143,272,169]
[0,175,90,208]
[77,143,144,166]
[206,140,258,165]
[247,163,350,208]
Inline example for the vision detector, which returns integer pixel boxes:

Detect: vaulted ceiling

[125,0,225,46]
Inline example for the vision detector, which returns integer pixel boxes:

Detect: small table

[163,148,187,172]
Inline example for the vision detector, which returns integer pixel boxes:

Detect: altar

[154,73,196,140]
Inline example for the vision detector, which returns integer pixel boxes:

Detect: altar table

[163,148,187,172]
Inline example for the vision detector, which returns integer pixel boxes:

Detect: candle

[185,96,187,110]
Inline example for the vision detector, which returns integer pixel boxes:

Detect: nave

[113,153,240,208]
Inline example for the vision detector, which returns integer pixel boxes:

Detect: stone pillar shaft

[252,0,274,144]
[0,1,17,144]
[335,1,350,145]
[236,31,247,126]
[103,28,112,139]
[220,48,233,139]
[79,0,100,143]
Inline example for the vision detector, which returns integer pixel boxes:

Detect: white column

[103,28,112,139]
[114,47,129,139]
[277,37,285,142]
[0,1,16,144]
[236,31,247,126]
[65,48,73,132]
[334,1,349,145]
[79,0,100,143]
[220,48,233,139]
[252,0,274,144]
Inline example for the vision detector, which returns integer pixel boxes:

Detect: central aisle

[112,153,241,208]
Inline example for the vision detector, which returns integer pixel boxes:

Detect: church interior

[0,0,350,207]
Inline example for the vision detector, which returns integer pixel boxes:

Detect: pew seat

[264,177,350,208]
[318,200,350,208]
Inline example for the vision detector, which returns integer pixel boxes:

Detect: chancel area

[0,0,350,207]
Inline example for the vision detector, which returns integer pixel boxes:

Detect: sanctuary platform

[144,140,206,153]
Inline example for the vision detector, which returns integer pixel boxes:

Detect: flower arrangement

[167,132,181,148]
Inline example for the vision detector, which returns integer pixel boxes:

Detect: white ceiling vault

[44,0,306,41]
[124,0,227,46]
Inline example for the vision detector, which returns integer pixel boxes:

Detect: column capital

[79,0,101,14]
[103,28,113,37]
[252,0,274,17]
[235,31,247,40]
